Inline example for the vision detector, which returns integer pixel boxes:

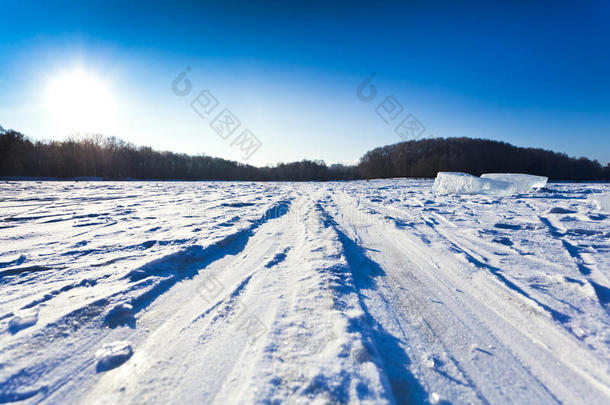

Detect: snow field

[0,180,609,404]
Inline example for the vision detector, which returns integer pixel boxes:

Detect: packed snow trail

[324,188,609,403]
[0,180,609,404]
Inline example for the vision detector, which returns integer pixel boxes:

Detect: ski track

[0,180,609,404]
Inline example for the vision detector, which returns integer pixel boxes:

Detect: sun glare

[45,69,115,134]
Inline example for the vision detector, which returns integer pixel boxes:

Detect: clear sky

[1,0,609,165]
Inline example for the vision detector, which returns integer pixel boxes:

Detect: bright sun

[45,69,115,134]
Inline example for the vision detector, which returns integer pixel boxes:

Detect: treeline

[359,137,610,181]
[0,129,357,181]
[0,126,608,181]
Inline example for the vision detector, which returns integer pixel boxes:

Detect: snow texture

[0,180,609,404]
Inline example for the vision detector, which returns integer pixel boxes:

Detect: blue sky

[1,0,609,165]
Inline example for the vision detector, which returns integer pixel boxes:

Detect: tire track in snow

[316,200,481,404]
[539,215,610,310]
[225,192,396,404]
[321,192,448,403]
[76,198,297,404]
[328,188,610,403]
[0,199,293,403]
[2,181,609,404]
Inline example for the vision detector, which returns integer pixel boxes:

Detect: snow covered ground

[0,180,609,404]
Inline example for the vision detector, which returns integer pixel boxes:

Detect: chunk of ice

[481,173,547,193]
[8,309,39,333]
[589,192,610,212]
[432,172,516,196]
[105,302,134,327]
[95,340,133,371]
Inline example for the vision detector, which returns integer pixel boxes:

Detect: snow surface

[1,180,609,404]
[481,173,548,193]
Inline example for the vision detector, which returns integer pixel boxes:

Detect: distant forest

[1,126,608,181]
[359,137,610,181]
